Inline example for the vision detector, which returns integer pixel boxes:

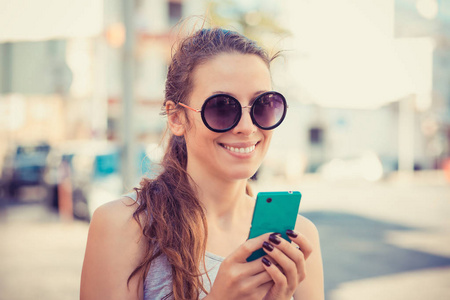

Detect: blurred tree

[207,0,290,51]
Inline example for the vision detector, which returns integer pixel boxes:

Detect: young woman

[80,27,324,300]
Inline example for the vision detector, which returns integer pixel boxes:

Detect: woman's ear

[166,101,186,136]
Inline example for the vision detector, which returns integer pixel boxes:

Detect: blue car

[1,142,51,200]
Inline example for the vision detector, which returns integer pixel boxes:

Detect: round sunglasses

[178,91,287,133]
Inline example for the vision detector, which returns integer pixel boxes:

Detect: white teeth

[223,144,256,154]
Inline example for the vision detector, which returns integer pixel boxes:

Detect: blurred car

[0,142,51,200]
[44,141,122,220]
[317,151,384,182]
[44,140,156,221]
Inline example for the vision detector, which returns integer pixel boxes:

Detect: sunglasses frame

[178,91,287,133]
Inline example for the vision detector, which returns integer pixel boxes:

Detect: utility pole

[398,95,415,178]
[121,0,136,190]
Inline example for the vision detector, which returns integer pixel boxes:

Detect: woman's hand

[261,230,313,300]
[206,233,275,300]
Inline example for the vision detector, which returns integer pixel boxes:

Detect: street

[0,171,449,300]
[0,204,88,300]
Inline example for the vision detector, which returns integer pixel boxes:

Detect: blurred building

[0,0,195,177]
[265,0,450,181]
[0,0,449,184]
[395,0,450,169]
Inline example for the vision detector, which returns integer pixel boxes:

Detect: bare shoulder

[88,196,147,249]
[81,197,146,299]
[85,196,146,258]
[91,197,141,230]
[295,214,320,241]
[293,214,324,300]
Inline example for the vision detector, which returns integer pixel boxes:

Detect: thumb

[230,233,272,263]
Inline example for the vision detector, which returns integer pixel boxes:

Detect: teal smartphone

[246,191,302,262]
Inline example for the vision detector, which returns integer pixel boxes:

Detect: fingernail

[269,234,281,245]
[262,241,274,252]
[286,229,298,238]
[262,257,272,267]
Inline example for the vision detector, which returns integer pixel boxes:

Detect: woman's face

[183,53,274,181]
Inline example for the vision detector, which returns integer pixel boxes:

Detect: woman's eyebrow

[211,91,229,96]
[253,90,269,96]
[249,90,269,105]
[211,90,269,99]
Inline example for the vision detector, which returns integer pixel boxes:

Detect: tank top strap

[123,191,138,203]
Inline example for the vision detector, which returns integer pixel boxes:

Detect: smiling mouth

[220,143,258,154]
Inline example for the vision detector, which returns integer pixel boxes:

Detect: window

[168,1,182,26]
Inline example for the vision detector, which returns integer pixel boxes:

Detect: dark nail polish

[269,234,281,245]
[286,229,298,238]
[262,257,271,267]
[263,241,274,252]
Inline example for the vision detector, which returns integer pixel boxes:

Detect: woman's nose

[231,106,256,135]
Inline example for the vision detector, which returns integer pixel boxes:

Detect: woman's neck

[188,168,253,229]
[186,163,257,257]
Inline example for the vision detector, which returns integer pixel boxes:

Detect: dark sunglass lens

[203,95,240,130]
[253,93,286,129]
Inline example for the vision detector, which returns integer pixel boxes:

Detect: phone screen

[246,191,302,262]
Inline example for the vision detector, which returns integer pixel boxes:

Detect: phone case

[246,191,302,262]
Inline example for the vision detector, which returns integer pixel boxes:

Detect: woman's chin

[226,169,259,181]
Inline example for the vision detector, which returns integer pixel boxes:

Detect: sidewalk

[0,204,88,300]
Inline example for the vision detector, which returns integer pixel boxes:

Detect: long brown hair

[129,27,278,299]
